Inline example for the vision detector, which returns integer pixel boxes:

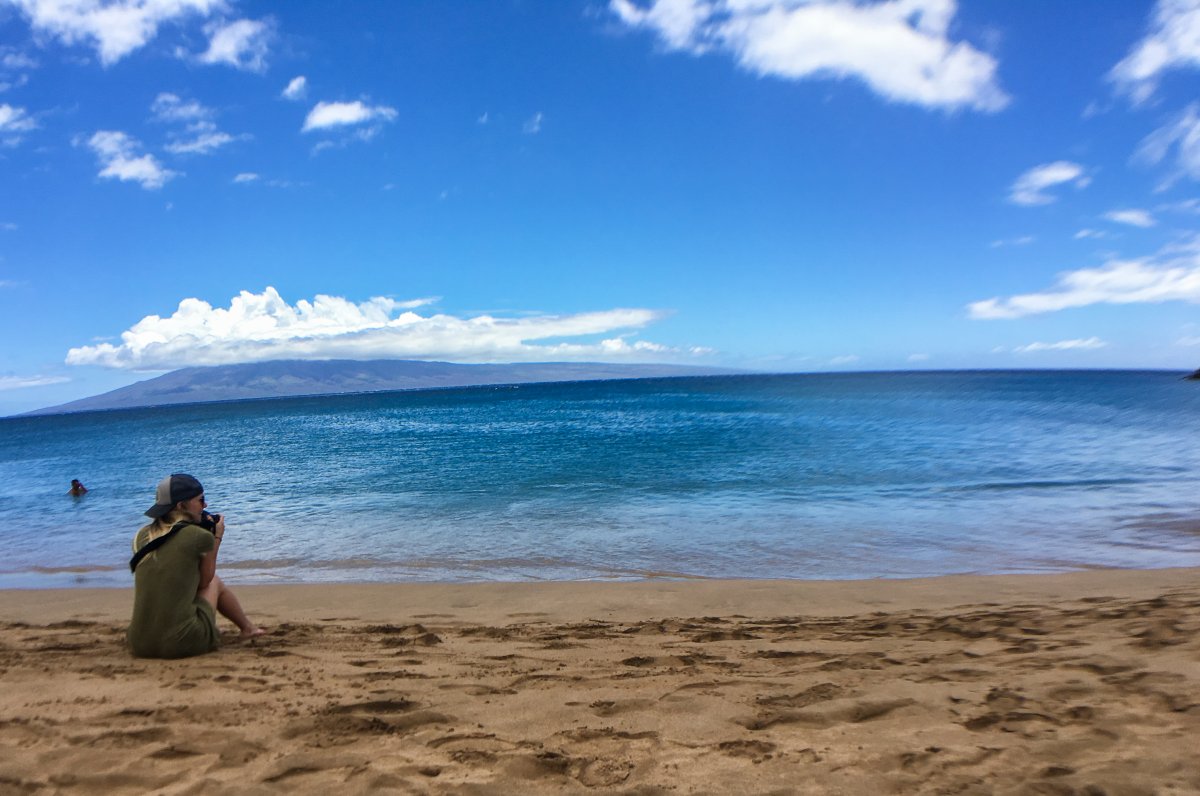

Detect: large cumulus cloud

[66,287,700,369]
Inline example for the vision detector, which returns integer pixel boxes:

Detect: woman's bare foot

[238,626,267,640]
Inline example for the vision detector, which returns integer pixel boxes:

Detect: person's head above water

[144,473,204,519]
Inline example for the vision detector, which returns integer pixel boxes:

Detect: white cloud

[0,374,69,390]
[1160,198,1200,214]
[199,18,271,71]
[1177,335,1200,346]
[477,111,489,124]
[302,100,398,132]
[990,235,1034,248]
[282,75,306,101]
[0,103,35,128]
[353,125,382,143]
[2,51,38,69]
[87,130,177,189]
[233,173,302,187]
[1110,0,1200,104]
[1104,208,1157,228]
[6,0,221,65]
[0,103,36,130]
[599,336,671,354]
[610,0,1008,112]
[150,93,238,155]
[0,102,36,145]
[523,111,543,134]
[1074,228,1109,240]
[1,221,16,231]
[829,354,860,365]
[1136,103,1200,186]
[150,92,208,122]
[968,237,1200,319]
[0,75,31,93]
[907,353,930,362]
[164,122,234,154]
[1011,337,1107,353]
[1008,161,1088,206]
[65,287,685,369]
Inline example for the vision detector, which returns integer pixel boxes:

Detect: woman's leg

[198,574,265,638]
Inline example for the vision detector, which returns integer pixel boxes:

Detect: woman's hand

[214,515,226,539]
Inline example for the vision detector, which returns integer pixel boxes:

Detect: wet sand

[1,569,1198,794]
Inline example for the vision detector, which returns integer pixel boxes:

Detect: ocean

[2,370,1198,588]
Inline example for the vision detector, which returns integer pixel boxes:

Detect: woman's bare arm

[198,516,224,588]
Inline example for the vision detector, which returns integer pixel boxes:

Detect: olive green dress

[127,522,219,659]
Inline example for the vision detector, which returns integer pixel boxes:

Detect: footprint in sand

[589,698,654,717]
[716,739,776,760]
[741,698,917,731]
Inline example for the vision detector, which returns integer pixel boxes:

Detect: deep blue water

[2,370,1199,588]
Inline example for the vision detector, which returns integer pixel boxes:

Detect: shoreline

[2,567,1197,792]
[3,566,1198,624]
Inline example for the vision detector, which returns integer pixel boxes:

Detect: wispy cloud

[0,49,32,94]
[1074,228,1109,240]
[5,0,220,65]
[829,355,860,366]
[199,18,272,71]
[151,93,240,155]
[282,75,307,101]
[0,75,30,93]
[86,131,178,190]
[150,92,207,123]
[65,287,687,369]
[302,100,397,132]
[232,172,304,188]
[0,102,37,145]
[1,50,37,70]
[1010,337,1107,353]
[1104,208,1156,228]
[164,124,234,154]
[1159,198,1200,215]
[0,374,69,390]
[1008,161,1089,206]
[610,0,1008,112]
[1136,103,1200,187]
[990,235,1034,248]
[1110,0,1200,104]
[969,237,1200,319]
[523,111,543,134]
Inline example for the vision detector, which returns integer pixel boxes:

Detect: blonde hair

[141,507,194,546]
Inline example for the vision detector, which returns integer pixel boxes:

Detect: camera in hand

[198,510,222,534]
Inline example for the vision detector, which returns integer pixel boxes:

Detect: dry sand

[1,569,1197,794]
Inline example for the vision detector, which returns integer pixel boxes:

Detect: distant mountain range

[27,359,743,415]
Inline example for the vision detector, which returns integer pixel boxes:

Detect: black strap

[129,521,192,573]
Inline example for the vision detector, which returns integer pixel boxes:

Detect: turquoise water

[2,370,1199,588]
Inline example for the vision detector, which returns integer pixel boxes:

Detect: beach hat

[144,473,204,519]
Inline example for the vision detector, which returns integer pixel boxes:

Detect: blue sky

[2,0,1200,414]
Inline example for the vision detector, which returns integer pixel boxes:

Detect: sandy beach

[1,569,1197,794]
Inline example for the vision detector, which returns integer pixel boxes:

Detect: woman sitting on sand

[127,473,265,658]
